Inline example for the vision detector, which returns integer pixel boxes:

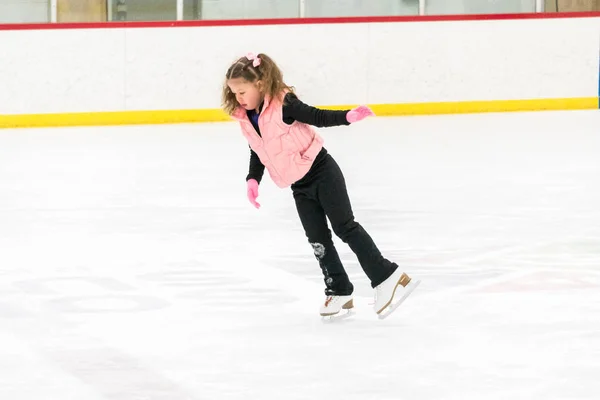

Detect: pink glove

[246,179,260,209]
[346,105,374,123]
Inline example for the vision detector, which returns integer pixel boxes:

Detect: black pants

[291,149,398,296]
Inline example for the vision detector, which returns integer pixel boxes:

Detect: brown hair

[221,53,294,115]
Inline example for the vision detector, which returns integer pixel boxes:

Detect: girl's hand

[346,105,375,123]
[247,179,260,209]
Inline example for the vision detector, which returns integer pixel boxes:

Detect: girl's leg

[316,154,398,288]
[292,188,354,296]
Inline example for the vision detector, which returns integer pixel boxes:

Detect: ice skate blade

[320,298,353,317]
[321,309,355,324]
[377,279,421,320]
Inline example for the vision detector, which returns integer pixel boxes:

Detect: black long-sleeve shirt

[245,92,350,183]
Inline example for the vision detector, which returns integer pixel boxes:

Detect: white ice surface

[1,110,600,400]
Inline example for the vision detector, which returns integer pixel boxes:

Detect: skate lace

[369,285,386,306]
[325,296,347,308]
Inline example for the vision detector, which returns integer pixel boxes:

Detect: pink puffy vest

[231,93,324,188]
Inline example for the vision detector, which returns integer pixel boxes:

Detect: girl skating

[222,52,420,319]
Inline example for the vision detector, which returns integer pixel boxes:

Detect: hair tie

[246,52,261,67]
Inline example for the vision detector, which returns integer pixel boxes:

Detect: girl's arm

[246,148,265,183]
[282,93,350,128]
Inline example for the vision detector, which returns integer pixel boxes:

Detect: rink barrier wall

[1,12,600,129]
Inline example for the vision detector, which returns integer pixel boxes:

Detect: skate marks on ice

[399,265,600,345]
[413,267,600,307]
[0,276,202,400]
[0,261,307,399]
[138,265,298,310]
[2,254,598,397]
[396,234,600,300]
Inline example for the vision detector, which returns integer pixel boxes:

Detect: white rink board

[0,16,599,115]
[368,18,600,102]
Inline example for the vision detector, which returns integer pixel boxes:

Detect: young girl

[222,52,419,319]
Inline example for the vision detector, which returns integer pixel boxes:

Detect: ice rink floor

[1,110,600,399]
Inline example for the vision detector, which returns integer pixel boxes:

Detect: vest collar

[232,94,276,121]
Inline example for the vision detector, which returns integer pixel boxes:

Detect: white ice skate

[373,269,420,320]
[320,295,354,322]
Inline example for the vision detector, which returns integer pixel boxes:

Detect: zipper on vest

[255,117,284,181]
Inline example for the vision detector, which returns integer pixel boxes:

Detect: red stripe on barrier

[1,11,600,31]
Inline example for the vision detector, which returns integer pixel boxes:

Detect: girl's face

[227,78,263,111]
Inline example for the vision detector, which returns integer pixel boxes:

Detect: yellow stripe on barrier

[0,109,231,129]
[369,97,599,116]
[1,97,597,129]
